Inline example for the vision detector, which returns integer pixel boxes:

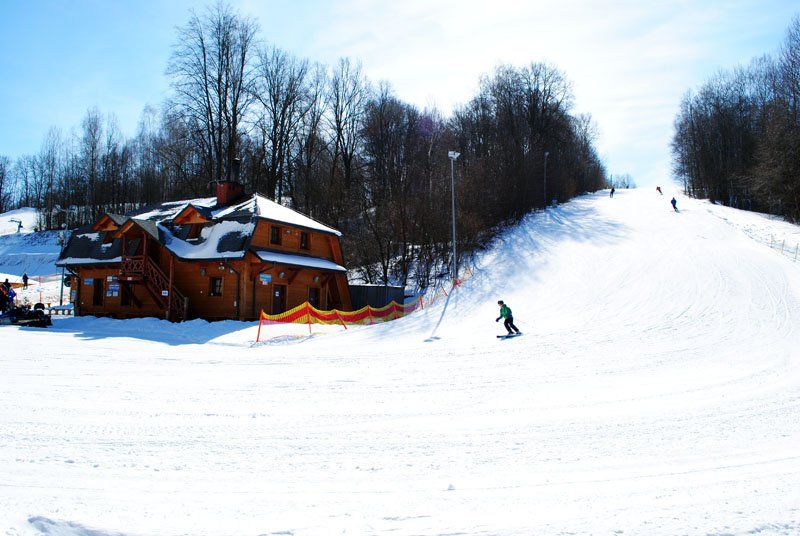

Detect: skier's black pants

[504,316,520,334]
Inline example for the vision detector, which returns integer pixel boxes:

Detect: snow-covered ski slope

[3,189,800,535]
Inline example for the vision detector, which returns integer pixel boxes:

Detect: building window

[300,231,310,250]
[209,277,223,297]
[270,226,282,245]
[308,286,320,308]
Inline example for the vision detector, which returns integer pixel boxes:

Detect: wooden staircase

[121,255,188,321]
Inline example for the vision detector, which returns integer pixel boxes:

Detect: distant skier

[496,300,521,336]
[671,197,678,211]
[656,186,663,195]
[22,272,28,290]
[610,186,615,198]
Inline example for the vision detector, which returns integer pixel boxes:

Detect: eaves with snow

[57,194,343,267]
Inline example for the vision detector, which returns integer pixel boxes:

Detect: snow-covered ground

[0,207,65,300]
[2,189,800,535]
[0,207,39,236]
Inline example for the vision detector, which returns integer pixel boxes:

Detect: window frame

[209,276,223,297]
[270,226,282,246]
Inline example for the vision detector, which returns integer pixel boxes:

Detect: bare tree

[167,1,258,185]
[327,58,370,201]
[79,108,102,221]
[291,63,330,216]
[13,155,37,209]
[251,45,309,201]
[779,15,800,123]
[0,156,11,213]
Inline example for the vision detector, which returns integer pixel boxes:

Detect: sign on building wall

[107,283,120,297]
[259,273,272,285]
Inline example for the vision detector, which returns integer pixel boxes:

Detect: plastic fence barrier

[256,297,423,341]
[255,266,475,342]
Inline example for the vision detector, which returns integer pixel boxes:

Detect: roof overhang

[56,256,122,267]
[250,248,346,272]
[112,218,159,241]
[91,214,124,232]
[173,204,212,224]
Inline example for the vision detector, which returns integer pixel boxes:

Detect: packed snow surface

[2,189,800,535]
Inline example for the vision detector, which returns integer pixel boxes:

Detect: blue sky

[1,0,797,188]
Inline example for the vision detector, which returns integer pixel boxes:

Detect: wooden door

[272,284,286,314]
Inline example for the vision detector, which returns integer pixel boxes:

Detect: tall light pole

[448,150,460,282]
[58,228,66,306]
[543,151,550,209]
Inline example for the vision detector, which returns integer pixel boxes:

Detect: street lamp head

[448,151,460,160]
[544,151,550,158]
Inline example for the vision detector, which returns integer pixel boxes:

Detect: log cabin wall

[169,258,241,320]
[249,263,327,318]
[63,195,352,322]
[167,256,333,321]
[75,266,165,319]
[73,255,342,321]
[250,220,336,258]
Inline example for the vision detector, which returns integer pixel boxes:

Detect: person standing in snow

[656,186,663,195]
[496,300,521,335]
[610,187,615,198]
[671,197,678,211]
[22,272,28,290]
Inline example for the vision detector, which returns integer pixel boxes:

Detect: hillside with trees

[0,2,607,292]
[671,15,800,221]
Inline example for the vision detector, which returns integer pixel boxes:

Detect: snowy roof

[128,198,218,222]
[57,193,342,267]
[216,195,341,236]
[163,220,255,260]
[106,194,340,235]
[56,226,135,267]
[57,255,123,266]
[251,248,346,272]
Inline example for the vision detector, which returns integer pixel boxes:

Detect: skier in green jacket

[496,300,521,335]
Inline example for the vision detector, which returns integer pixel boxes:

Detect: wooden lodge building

[56,181,352,321]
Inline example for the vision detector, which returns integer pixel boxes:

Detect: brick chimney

[216,181,245,206]
[215,158,245,206]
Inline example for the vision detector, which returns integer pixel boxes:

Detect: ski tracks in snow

[3,190,800,535]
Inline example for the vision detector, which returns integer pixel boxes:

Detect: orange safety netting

[254,266,474,342]
[256,297,424,341]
